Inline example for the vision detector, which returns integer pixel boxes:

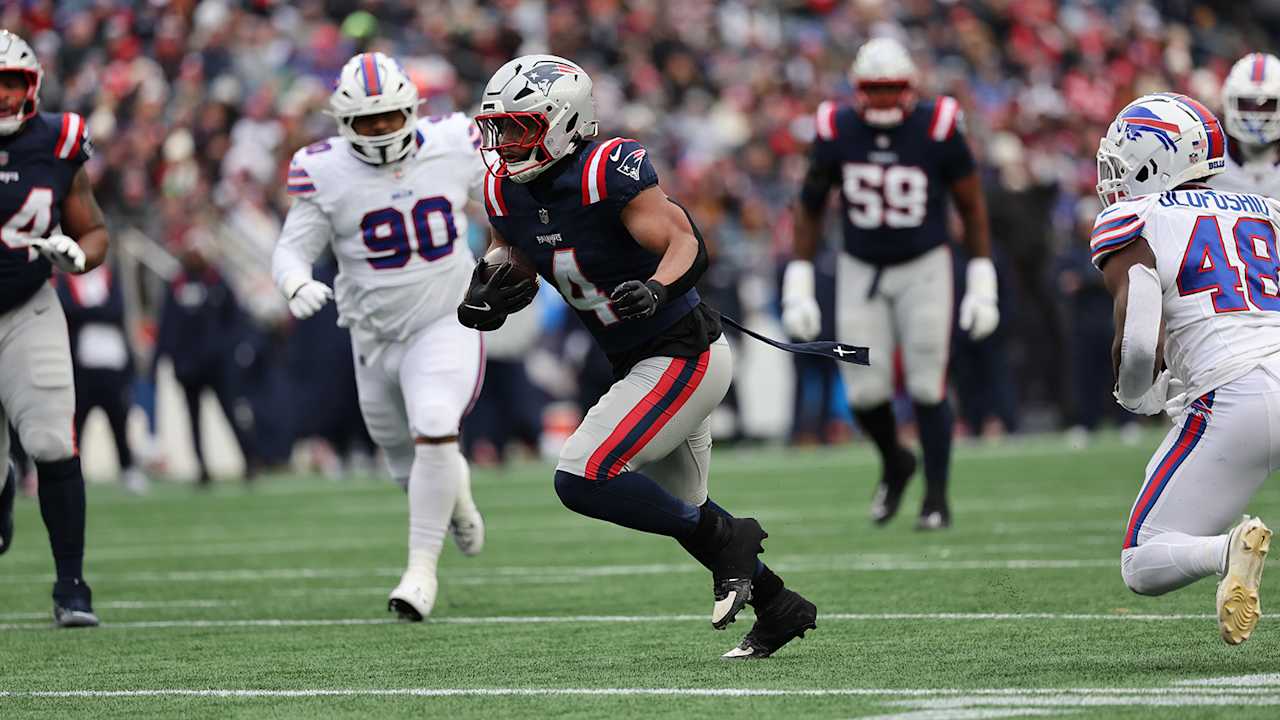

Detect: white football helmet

[1096,93,1227,206]
[849,37,917,127]
[1222,53,1280,147]
[328,52,419,165]
[0,30,42,135]
[476,55,599,183]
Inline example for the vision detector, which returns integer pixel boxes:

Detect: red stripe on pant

[603,350,710,479]
[1122,412,1204,548]
[584,351,707,481]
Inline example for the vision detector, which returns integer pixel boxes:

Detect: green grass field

[2,432,1278,719]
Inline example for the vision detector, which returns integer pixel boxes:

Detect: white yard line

[0,686,1276,699]
[1,556,1116,586]
[0,611,1215,632]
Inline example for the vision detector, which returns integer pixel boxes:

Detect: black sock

[679,499,785,607]
[553,469,700,539]
[36,457,86,581]
[913,401,953,510]
[854,403,905,471]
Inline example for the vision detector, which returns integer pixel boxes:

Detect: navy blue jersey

[0,112,92,314]
[486,138,716,367]
[800,97,975,266]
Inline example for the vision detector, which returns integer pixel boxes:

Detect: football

[480,245,539,288]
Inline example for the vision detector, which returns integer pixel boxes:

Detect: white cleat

[1218,515,1272,645]
[387,571,437,622]
[450,503,485,557]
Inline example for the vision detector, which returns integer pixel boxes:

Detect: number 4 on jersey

[553,249,618,325]
[0,187,53,261]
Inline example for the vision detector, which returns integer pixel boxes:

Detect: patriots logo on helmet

[616,147,646,181]
[521,63,579,95]
[1119,106,1179,151]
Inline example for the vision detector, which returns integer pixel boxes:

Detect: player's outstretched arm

[613,186,706,320]
[53,167,108,273]
[1101,239,1172,414]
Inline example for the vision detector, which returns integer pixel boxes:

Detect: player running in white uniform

[1212,53,1280,200]
[272,52,486,621]
[1093,92,1276,645]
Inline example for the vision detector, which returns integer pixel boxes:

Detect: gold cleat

[1217,516,1272,645]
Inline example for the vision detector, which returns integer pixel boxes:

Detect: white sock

[1121,531,1230,596]
[407,442,462,572]
[454,453,476,520]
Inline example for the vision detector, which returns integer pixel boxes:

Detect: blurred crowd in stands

[5,0,1277,483]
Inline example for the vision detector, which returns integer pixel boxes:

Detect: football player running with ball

[272,53,487,621]
[781,38,997,530]
[459,55,817,659]
[0,31,110,626]
[1093,93,1277,645]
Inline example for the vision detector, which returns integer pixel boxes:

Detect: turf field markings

[0,686,1277,700]
[0,556,1117,585]
[1175,674,1280,686]
[0,599,238,620]
[0,611,1219,631]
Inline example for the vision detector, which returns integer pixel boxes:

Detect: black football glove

[610,279,667,321]
[457,261,537,331]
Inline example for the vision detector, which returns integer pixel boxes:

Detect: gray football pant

[0,282,77,465]
[558,335,732,504]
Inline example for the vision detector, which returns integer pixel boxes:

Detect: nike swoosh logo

[463,302,491,312]
[609,146,622,162]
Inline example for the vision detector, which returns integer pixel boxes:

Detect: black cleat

[708,517,768,630]
[915,505,952,531]
[722,589,818,659]
[870,448,916,525]
[0,462,14,556]
[52,578,99,628]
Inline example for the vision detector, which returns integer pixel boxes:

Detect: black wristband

[644,279,668,307]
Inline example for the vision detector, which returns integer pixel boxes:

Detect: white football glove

[28,234,86,274]
[781,260,822,341]
[959,256,999,341]
[1115,369,1186,416]
[281,274,333,320]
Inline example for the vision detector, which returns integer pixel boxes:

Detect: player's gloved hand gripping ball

[457,246,539,331]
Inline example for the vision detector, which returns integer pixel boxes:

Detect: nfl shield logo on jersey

[539,208,550,224]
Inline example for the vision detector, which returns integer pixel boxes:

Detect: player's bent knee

[1119,547,1166,597]
[20,426,75,463]
[554,469,595,516]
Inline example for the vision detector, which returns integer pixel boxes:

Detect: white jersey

[1209,142,1280,199]
[273,113,485,347]
[1090,187,1280,402]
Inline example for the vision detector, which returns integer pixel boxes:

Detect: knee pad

[20,423,75,463]
[907,374,948,405]
[556,429,596,479]
[1119,546,1162,597]
[409,404,461,440]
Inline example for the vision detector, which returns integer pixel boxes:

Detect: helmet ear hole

[565,113,578,133]
[1135,166,1149,182]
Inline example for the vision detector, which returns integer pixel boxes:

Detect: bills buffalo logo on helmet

[521,63,580,95]
[616,147,646,181]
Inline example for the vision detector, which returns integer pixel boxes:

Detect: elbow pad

[1116,263,1164,404]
